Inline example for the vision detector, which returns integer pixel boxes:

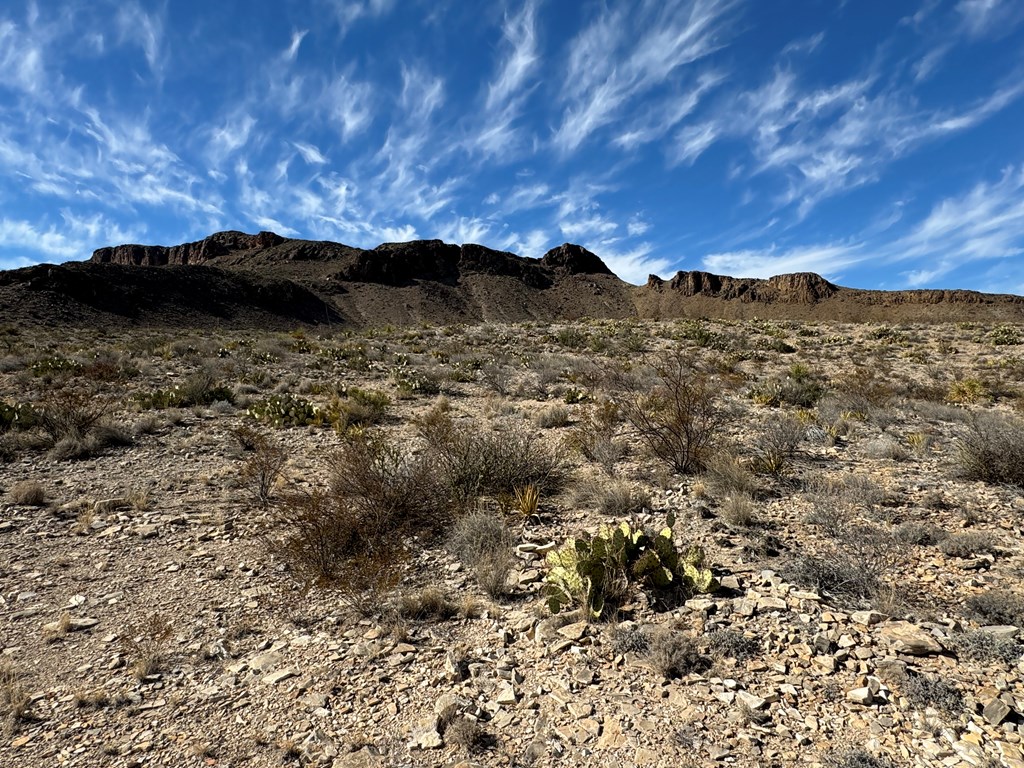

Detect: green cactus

[544,511,717,619]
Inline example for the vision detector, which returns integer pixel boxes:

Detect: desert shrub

[327,387,390,429]
[594,481,651,518]
[618,350,732,474]
[396,586,458,620]
[785,523,903,608]
[545,516,717,618]
[448,507,515,598]
[965,589,1024,627]
[133,374,234,409]
[938,531,997,559]
[956,412,1024,486]
[419,413,564,504]
[534,404,570,429]
[749,365,826,408]
[48,423,133,461]
[703,451,758,498]
[895,670,963,715]
[8,480,46,506]
[720,494,756,527]
[703,629,760,661]
[823,749,895,768]
[36,388,107,443]
[391,366,442,398]
[645,629,707,679]
[329,431,446,535]
[949,630,1023,664]
[893,521,948,546]
[121,613,173,680]
[272,489,406,614]
[753,413,804,475]
[567,400,625,475]
[946,378,991,405]
[611,623,650,655]
[238,432,288,508]
[860,436,909,461]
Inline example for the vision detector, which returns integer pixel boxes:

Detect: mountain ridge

[0,230,1019,328]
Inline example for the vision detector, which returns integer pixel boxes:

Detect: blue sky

[1,1,1023,290]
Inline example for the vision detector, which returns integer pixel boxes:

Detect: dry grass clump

[823,749,896,768]
[965,589,1024,627]
[534,404,569,429]
[395,586,459,621]
[703,629,760,662]
[720,494,756,527]
[567,400,625,475]
[938,531,997,559]
[122,613,174,681]
[0,662,32,721]
[752,413,804,475]
[957,411,1024,486]
[448,507,515,598]
[8,480,47,506]
[703,451,758,498]
[948,630,1023,665]
[644,628,708,679]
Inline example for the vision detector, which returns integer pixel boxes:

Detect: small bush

[238,432,288,509]
[957,412,1024,486]
[644,629,707,679]
[9,480,46,506]
[896,670,963,715]
[448,507,515,598]
[946,378,991,405]
[396,586,458,621]
[567,400,624,475]
[893,521,948,547]
[965,589,1024,626]
[938,531,997,559]
[753,414,804,475]
[134,374,234,409]
[611,623,650,656]
[594,481,651,518]
[0,662,31,721]
[420,414,564,504]
[122,613,173,681]
[703,629,760,661]
[703,451,758,498]
[949,630,1023,665]
[534,404,570,429]
[328,387,390,429]
[720,494,756,527]
[823,749,895,768]
[618,350,732,474]
[861,436,909,461]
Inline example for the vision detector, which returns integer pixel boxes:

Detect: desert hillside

[2,317,1024,768]
[1,232,1021,328]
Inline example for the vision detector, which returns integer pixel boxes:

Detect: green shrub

[987,325,1022,346]
[134,374,234,410]
[545,514,718,619]
[0,400,36,432]
[247,394,322,427]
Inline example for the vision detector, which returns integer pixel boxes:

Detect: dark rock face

[91,231,283,266]
[541,243,614,275]
[663,270,837,304]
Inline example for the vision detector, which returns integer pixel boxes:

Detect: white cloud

[553,0,738,154]
[486,1,540,112]
[115,3,165,76]
[598,243,673,285]
[672,122,718,165]
[208,114,257,165]
[285,30,308,62]
[957,0,1024,38]
[702,243,863,279]
[890,165,1024,285]
[293,141,328,165]
[436,216,492,245]
[323,74,374,141]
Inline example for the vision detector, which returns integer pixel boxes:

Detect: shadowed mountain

[0,230,1021,328]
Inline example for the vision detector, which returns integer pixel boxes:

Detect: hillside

[0,231,1020,327]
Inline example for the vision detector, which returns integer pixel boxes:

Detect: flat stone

[980,625,1020,640]
[847,687,874,706]
[984,697,1013,726]
[332,749,383,768]
[42,617,99,633]
[635,747,659,765]
[597,718,627,749]
[737,691,767,710]
[495,682,518,706]
[248,651,284,672]
[557,622,588,641]
[263,667,299,685]
[878,621,943,655]
[411,727,443,750]
[757,596,788,611]
[851,610,886,626]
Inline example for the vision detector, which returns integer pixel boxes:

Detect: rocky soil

[2,318,1024,768]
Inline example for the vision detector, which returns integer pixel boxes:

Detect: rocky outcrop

[651,270,838,304]
[540,243,614,276]
[91,231,285,266]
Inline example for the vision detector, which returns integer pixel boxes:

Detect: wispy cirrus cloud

[553,0,738,155]
[702,242,863,279]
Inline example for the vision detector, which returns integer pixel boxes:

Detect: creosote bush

[237,430,288,509]
[617,350,731,475]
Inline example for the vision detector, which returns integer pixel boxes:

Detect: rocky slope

[0,231,1021,327]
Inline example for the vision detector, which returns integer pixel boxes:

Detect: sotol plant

[545,512,718,619]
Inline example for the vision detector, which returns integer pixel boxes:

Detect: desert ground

[2,317,1024,768]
